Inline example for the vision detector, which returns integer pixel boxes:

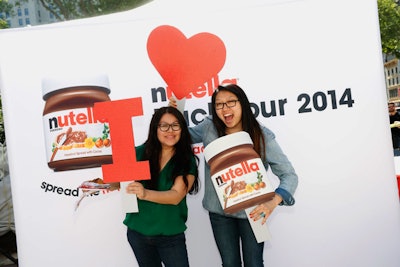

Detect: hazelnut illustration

[95,139,104,148]
[103,138,111,147]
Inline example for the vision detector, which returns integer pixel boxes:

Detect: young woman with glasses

[123,106,199,267]
[171,84,298,267]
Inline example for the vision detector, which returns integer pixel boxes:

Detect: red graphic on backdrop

[147,25,226,99]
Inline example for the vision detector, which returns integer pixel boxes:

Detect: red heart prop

[147,25,226,99]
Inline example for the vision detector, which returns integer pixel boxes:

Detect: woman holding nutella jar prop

[170,84,298,267]
[123,106,199,267]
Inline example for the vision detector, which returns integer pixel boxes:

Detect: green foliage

[38,0,153,20]
[378,0,400,58]
[0,0,14,14]
[0,0,28,15]
[0,0,14,28]
[0,19,8,29]
[0,0,28,28]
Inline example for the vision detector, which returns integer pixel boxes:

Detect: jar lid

[42,73,110,98]
[203,131,253,162]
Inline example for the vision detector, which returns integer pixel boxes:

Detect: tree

[0,0,16,29]
[0,0,30,29]
[0,19,8,29]
[0,0,14,14]
[38,0,153,21]
[378,0,400,60]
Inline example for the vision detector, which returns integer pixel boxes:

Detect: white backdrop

[0,0,400,266]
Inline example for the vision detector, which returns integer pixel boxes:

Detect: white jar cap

[203,131,253,162]
[42,73,110,99]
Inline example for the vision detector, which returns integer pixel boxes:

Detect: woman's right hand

[168,96,177,108]
[126,181,146,200]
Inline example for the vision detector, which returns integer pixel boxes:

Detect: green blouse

[123,144,197,236]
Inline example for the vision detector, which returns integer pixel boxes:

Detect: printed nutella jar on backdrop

[42,73,113,172]
[204,131,275,214]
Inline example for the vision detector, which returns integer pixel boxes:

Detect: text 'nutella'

[42,74,112,171]
[204,131,274,214]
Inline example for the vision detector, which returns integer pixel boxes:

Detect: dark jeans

[127,228,189,267]
[209,212,264,267]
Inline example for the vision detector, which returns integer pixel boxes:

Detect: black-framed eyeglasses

[158,123,181,132]
[215,100,239,110]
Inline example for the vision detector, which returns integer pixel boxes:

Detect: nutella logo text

[215,160,260,186]
[47,107,108,130]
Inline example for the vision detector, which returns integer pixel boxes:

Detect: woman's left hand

[249,194,282,225]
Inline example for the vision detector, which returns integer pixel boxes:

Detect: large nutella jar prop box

[204,131,275,214]
[42,74,113,171]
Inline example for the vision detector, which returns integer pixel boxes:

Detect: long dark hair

[143,106,199,194]
[211,84,266,160]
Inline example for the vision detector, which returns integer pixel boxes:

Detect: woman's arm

[262,127,298,205]
[126,174,195,205]
[249,127,298,223]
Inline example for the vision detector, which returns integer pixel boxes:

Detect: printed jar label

[211,158,273,212]
[43,107,112,164]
